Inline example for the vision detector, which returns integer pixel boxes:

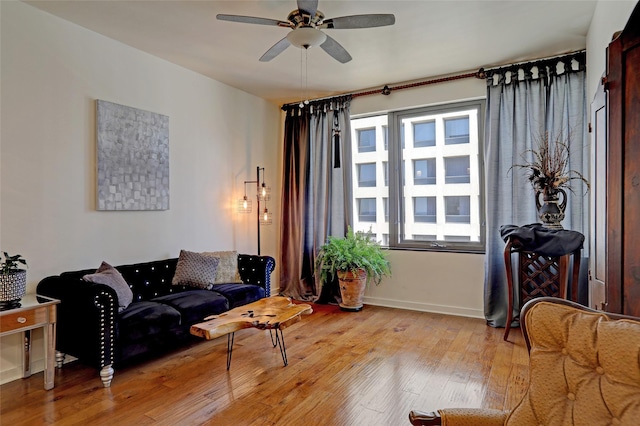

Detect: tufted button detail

[596,366,605,375]
[561,348,568,355]
[567,393,576,401]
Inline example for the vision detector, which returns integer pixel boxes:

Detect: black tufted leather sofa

[37,254,275,387]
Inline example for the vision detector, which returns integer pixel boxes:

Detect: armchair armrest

[237,254,276,296]
[409,408,508,426]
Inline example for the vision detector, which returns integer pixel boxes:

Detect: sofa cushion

[152,290,229,324]
[172,250,219,290]
[211,283,265,309]
[83,261,133,312]
[202,251,242,284]
[118,301,182,343]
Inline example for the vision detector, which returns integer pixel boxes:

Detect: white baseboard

[363,296,484,319]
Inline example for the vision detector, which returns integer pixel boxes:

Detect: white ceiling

[25,0,598,106]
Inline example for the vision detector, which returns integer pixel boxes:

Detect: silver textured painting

[96,100,169,211]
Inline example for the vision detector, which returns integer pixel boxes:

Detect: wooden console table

[0,294,60,390]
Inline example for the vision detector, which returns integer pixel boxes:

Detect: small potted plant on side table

[1,252,28,309]
[315,227,390,311]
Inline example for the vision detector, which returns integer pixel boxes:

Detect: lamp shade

[238,196,252,213]
[260,207,273,225]
[286,27,327,48]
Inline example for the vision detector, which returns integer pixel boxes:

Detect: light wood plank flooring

[0,303,529,425]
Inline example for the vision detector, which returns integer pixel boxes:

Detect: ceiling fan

[217,0,395,63]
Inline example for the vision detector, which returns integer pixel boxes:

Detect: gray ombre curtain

[484,52,588,327]
[280,97,353,301]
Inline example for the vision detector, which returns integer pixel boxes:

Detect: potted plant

[315,227,390,311]
[512,132,589,229]
[1,252,28,309]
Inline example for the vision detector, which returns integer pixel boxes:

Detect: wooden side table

[503,238,581,341]
[0,294,60,390]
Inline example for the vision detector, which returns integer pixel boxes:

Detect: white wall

[351,77,488,318]
[0,1,281,385]
[586,0,638,101]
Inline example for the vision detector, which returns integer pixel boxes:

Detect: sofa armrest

[37,276,118,371]
[237,254,276,296]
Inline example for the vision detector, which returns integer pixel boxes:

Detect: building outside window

[357,128,376,152]
[357,163,377,187]
[357,198,377,222]
[350,100,484,252]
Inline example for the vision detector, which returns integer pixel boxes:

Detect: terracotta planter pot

[337,269,367,311]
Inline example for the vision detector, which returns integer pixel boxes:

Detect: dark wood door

[606,2,640,316]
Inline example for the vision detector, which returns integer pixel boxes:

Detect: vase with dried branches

[512,132,589,229]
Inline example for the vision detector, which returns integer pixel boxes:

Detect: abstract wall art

[96,100,169,211]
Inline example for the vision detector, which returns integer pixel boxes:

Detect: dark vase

[536,188,567,230]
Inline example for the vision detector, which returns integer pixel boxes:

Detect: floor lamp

[238,166,272,255]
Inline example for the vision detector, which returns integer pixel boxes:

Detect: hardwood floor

[0,303,529,425]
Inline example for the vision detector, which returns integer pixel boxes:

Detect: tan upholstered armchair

[409,297,640,426]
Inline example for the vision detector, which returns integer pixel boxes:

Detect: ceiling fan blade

[259,37,292,62]
[297,0,318,17]
[217,14,291,27]
[320,14,396,29]
[320,35,352,63]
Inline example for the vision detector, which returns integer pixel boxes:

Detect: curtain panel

[280,97,353,301]
[483,52,588,327]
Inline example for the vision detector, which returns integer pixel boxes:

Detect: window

[412,234,437,241]
[414,197,436,223]
[350,100,485,252]
[413,159,436,185]
[413,121,436,147]
[382,125,388,151]
[357,128,376,152]
[357,163,376,187]
[383,161,389,186]
[444,156,470,184]
[357,198,377,222]
[383,197,389,222]
[445,117,470,145]
[445,196,471,223]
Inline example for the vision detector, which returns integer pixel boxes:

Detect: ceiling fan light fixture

[287,27,327,49]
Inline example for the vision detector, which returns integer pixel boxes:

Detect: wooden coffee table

[190,296,312,369]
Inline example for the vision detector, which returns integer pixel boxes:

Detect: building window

[413,120,436,147]
[444,235,471,242]
[383,197,389,222]
[357,198,377,222]
[350,100,485,252]
[357,128,376,152]
[413,159,436,185]
[445,117,470,145]
[444,156,470,184]
[414,197,436,223]
[445,196,471,223]
[383,125,388,151]
[357,163,376,187]
[383,161,389,186]
[412,234,437,241]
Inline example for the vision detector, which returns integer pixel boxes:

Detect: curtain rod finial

[476,68,486,79]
